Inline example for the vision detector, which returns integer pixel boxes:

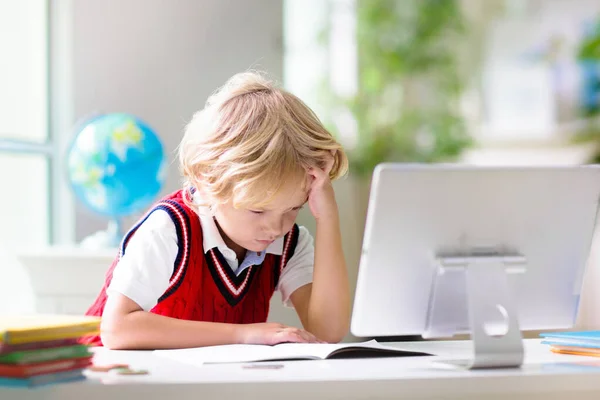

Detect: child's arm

[101,293,319,350]
[290,155,351,343]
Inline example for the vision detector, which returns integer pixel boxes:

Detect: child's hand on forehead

[307,150,338,220]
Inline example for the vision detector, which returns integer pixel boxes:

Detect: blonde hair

[178,71,348,210]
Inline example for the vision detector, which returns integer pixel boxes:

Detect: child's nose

[265,217,284,238]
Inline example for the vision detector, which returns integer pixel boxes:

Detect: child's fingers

[272,328,323,344]
[305,332,321,343]
[308,167,326,184]
[307,151,335,179]
[295,330,316,343]
[324,152,336,175]
[292,328,320,343]
[275,329,307,343]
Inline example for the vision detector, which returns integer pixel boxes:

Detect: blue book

[0,369,85,388]
[540,331,600,348]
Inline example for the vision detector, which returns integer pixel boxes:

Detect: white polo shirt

[107,208,315,311]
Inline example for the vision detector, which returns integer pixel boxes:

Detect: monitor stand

[423,253,527,369]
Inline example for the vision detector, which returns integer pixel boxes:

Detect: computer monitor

[351,164,600,368]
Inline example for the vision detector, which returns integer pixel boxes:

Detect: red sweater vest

[83,190,300,346]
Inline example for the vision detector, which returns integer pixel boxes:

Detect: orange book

[550,345,600,357]
[0,356,92,378]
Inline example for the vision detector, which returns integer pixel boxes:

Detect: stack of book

[0,315,101,388]
[540,331,600,357]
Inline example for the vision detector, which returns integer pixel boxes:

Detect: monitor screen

[351,164,600,341]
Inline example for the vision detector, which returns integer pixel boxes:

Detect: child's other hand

[307,151,338,221]
[236,323,323,345]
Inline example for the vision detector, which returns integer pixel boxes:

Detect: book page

[154,340,391,366]
[155,344,281,366]
[271,340,387,360]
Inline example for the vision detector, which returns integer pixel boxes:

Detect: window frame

[0,0,74,246]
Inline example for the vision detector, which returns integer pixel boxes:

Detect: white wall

[66,0,284,240]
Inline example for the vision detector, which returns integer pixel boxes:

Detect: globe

[67,113,167,247]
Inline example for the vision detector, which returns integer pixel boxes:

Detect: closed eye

[250,210,264,215]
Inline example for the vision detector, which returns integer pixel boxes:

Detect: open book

[154,340,431,366]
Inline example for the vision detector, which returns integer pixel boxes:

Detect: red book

[0,356,92,378]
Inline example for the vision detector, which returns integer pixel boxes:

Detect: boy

[84,72,350,349]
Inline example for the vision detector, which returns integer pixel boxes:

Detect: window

[283,0,357,147]
[0,0,51,247]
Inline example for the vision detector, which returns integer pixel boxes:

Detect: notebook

[0,345,92,365]
[0,338,79,355]
[549,345,600,357]
[0,357,92,378]
[0,315,101,345]
[540,331,600,348]
[0,369,86,388]
[155,339,431,366]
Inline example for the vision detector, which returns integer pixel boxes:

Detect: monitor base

[424,254,526,369]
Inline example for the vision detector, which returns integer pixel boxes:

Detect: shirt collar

[192,191,284,256]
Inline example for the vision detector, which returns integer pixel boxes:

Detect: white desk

[3,339,600,400]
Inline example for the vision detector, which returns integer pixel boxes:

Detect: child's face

[213,179,309,254]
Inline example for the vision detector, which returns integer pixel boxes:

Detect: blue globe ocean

[67,113,167,221]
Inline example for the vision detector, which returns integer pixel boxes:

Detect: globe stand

[80,219,123,250]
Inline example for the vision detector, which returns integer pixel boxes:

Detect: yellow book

[0,315,101,345]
